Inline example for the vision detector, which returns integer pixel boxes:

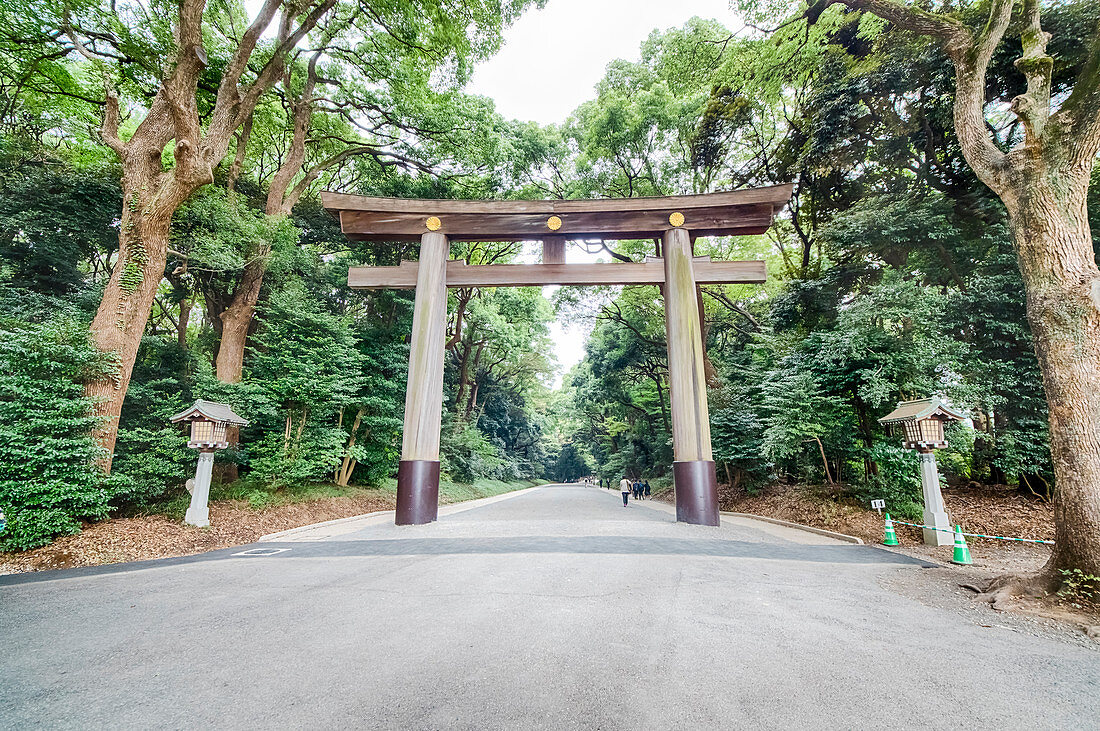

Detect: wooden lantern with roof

[878,398,967,452]
[170,400,249,451]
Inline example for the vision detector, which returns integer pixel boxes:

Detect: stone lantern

[878,398,967,546]
[170,400,249,527]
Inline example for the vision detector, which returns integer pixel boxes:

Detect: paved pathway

[2,485,1096,729]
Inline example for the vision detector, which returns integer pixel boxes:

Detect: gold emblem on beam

[669,211,685,227]
[425,216,442,231]
[546,215,562,231]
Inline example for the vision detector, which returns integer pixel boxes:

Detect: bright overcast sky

[468,0,740,126]
[469,0,740,385]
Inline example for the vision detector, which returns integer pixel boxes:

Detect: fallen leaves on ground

[720,483,1055,576]
[0,492,396,575]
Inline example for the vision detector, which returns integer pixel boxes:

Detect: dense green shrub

[853,442,925,522]
[441,421,508,483]
[237,287,363,487]
[111,337,196,506]
[0,305,120,549]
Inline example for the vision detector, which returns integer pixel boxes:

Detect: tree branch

[1054,16,1100,167]
[1009,0,1053,144]
[829,0,1012,194]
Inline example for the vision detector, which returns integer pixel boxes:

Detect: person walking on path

[644,481,651,499]
[619,477,632,507]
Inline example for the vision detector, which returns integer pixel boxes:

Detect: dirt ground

[721,482,1054,571]
[0,492,396,575]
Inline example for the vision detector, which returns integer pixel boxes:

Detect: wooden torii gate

[322,184,792,526]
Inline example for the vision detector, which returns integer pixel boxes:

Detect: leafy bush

[0,308,120,549]
[441,422,507,482]
[111,337,196,506]
[854,441,925,521]
[1056,569,1099,609]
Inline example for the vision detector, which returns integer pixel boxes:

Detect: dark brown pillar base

[396,460,440,525]
[673,460,720,526]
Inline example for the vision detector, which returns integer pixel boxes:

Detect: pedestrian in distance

[619,476,632,506]
[644,481,651,499]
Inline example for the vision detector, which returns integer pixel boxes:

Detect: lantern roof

[170,399,249,426]
[878,398,966,425]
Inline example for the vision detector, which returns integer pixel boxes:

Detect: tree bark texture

[81,0,338,468]
[1008,185,1100,577]
[86,182,172,465]
[214,250,268,383]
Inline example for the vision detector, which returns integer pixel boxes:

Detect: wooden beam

[542,236,566,264]
[663,227,713,464]
[321,185,793,242]
[338,206,776,242]
[323,185,792,214]
[348,258,766,289]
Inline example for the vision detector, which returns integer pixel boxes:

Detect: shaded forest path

[2,485,1096,728]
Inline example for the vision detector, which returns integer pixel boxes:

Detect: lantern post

[878,398,967,546]
[170,400,249,528]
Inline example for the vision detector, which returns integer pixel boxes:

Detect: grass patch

[132,476,542,519]
[374,476,542,504]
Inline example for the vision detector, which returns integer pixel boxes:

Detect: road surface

[2,484,1096,729]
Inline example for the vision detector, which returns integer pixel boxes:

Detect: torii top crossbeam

[321,184,791,241]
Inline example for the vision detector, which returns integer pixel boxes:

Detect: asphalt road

[2,485,1097,729]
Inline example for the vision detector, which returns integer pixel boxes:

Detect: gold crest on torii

[322,184,792,527]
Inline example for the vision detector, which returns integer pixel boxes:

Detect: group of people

[617,477,650,506]
[591,476,651,505]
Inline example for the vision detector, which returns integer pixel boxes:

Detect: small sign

[871,499,885,514]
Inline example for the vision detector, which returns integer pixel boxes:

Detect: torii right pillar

[663,226,719,526]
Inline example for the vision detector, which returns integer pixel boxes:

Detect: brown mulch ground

[0,492,396,575]
[715,482,1063,577]
[720,482,1053,553]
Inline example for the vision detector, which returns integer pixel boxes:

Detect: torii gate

[322,184,792,527]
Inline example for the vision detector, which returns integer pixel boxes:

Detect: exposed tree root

[977,570,1060,612]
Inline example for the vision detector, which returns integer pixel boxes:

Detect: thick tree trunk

[85,185,171,471]
[215,247,269,383]
[1008,181,1100,579]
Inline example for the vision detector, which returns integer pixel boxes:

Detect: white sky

[469,0,739,386]
[468,0,739,125]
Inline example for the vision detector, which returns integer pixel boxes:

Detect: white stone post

[185,451,215,528]
[918,451,952,546]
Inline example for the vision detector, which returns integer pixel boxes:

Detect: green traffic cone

[952,525,973,565]
[882,513,899,546]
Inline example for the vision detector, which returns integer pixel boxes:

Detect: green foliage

[0,141,120,295]
[0,299,119,549]
[239,286,364,487]
[854,443,924,522]
[111,337,196,505]
[710,407,766,490]
[553,443,591,482]
[1056,569,1100,609]
[441,422,508,483]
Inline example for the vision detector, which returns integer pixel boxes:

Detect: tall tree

[2,0,342,466]
[742,0,1100,588]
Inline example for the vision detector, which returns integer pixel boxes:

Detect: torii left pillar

[396,231,448,524]
[663,226,719,526]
